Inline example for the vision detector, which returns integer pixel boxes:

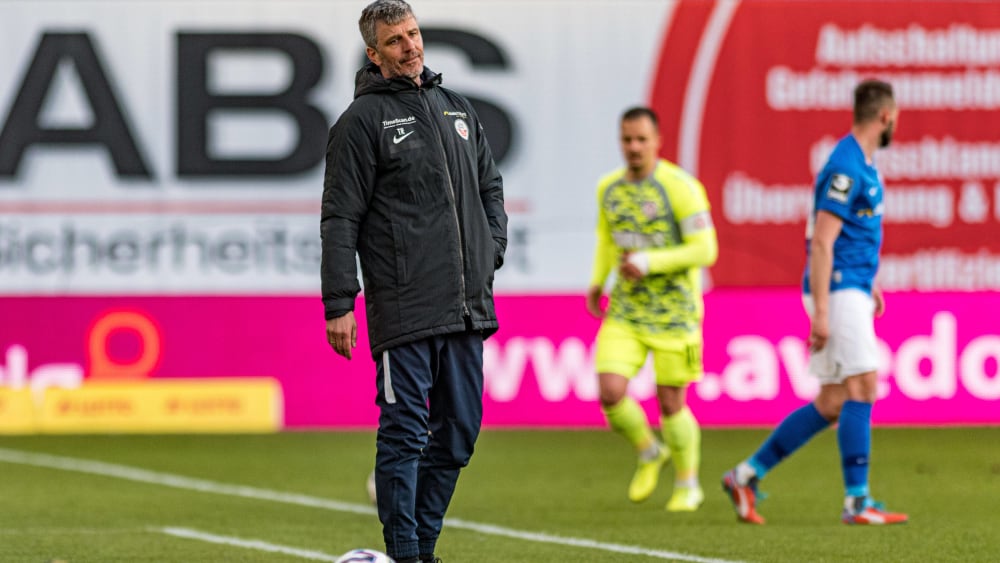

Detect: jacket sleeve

[320,110,377,320]
[473,117,508,270]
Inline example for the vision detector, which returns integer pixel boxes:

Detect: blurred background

[1,0,998,434]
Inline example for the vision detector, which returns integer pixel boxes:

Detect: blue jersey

[802,134,884,295]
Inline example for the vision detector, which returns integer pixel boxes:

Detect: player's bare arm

[808,210,843,351]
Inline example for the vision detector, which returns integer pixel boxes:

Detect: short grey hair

[359,0,415,49]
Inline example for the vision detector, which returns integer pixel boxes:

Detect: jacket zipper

[418,87,470,318]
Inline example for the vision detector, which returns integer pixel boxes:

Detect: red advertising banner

[651,1,1000,289]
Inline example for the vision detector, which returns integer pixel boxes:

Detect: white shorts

[802,289,878,383]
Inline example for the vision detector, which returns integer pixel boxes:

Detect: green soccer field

[1,427,998,562]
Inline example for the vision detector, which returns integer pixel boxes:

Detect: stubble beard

[392,55,423,81]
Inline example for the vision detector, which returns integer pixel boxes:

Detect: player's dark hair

[359,0,414,49]
[621,107,660,131]
[853,80,894,124]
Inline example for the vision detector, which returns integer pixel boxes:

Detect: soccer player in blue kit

[722,79,908,525]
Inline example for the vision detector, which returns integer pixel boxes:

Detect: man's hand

[808,312,829,352]
[326,312,357,359]
[586,285,605,318]
[619,250,649,281]
[873,286,885,317]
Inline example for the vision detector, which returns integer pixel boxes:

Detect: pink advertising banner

[0,291,997,428]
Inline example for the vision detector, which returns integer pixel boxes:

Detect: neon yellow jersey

[589,159,718,335]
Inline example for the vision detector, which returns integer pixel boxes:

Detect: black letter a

[0,32,152,179]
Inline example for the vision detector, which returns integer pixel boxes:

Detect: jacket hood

[353,62,441,98]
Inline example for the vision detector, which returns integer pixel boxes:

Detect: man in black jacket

[321,1,507,561]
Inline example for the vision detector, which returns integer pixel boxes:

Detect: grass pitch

[1,427,998,562]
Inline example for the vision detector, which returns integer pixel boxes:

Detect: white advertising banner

[0,213,320,293]
[0,0,672,294]
[4,1,998,294]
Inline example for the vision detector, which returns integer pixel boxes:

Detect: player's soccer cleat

[722,469,766,524]
[627,445,670,502]
[666,485,704,512]
[841,496,909,525]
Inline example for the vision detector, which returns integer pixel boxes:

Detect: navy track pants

[373,331,484,560]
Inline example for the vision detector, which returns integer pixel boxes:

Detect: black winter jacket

[321,64,507,357]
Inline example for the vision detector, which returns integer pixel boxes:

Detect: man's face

[367,15,424,81]
[620,116,661,175]
[880,106,899,148]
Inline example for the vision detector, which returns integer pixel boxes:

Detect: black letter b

[177,32,327,177]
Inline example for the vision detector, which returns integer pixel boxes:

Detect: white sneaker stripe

[736,487,749,517]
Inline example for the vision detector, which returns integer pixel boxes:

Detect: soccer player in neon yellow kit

[586,107,718,511]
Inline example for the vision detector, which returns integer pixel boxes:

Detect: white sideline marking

[0,526,341,561]
[445,518,742,563]
[0,446,376,515]
[159,527,340,562]
[0,527,136,536]
[0,448,742,563]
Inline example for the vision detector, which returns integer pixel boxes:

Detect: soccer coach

[320,1,507,561]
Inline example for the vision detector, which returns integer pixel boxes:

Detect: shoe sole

[843,515,909,525]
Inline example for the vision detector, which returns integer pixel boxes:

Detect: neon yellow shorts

[594,319,703,387]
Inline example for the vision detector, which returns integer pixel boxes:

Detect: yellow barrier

[32,378,283,434]
[0,388,37,434]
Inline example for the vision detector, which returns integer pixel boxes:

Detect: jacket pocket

[391,223,408,285]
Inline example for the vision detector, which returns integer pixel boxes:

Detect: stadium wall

[0,1,997,430]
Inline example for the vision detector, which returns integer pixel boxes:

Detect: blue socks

[744,399,874,500]
[838,400,873,498]
[748,403,830,479]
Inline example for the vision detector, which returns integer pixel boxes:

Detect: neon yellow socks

[662,406,701,486]
[602,397,657,456]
